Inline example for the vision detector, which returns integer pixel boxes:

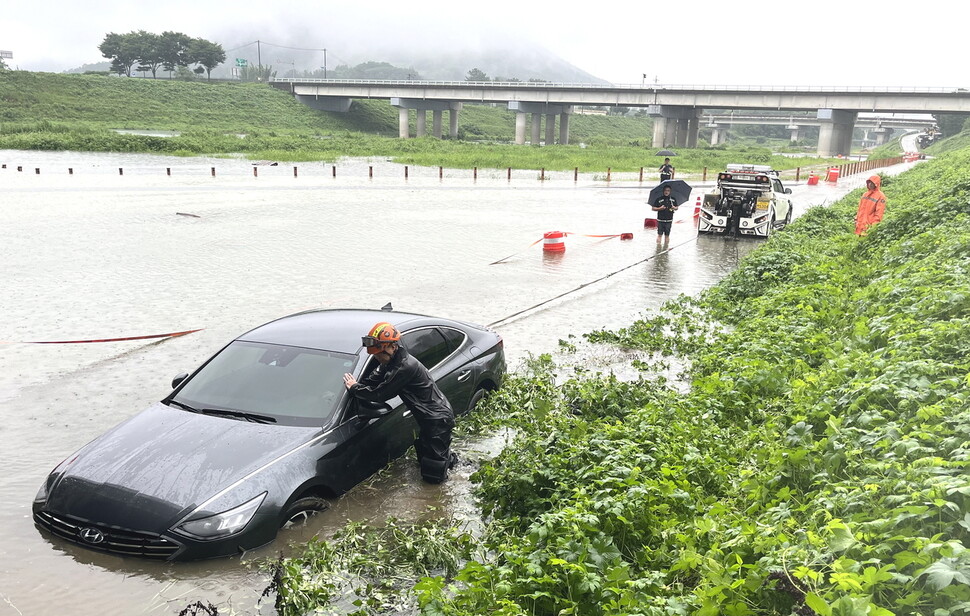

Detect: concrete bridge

[702,112,938,146]
[270,79,970,156]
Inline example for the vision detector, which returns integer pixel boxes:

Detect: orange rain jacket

[855,174,887,235]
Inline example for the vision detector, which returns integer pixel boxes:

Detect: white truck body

[698,164,793,238]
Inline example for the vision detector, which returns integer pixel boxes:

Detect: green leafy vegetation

[259,140,970,615]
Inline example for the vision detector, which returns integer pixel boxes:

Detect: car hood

[45,402,317,530]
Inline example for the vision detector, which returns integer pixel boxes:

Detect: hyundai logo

[79,527,105,544]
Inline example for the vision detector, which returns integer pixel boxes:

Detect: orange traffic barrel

[542,231,566,252]
[693,195,701,217]
[807,174,819,185]
[644,218,658,228]
[825,167,840,183]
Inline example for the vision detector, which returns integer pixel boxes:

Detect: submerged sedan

[33,308,505,561]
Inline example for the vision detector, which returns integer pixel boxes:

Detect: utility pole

[256,40,261,68]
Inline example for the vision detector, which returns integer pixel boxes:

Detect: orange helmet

[362,322,400,354]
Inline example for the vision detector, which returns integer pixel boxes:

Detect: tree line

[99,31,226,80]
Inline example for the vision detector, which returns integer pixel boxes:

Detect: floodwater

[0,150,901,616]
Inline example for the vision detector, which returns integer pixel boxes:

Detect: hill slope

[0,71,652,144]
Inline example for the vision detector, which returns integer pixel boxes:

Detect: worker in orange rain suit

[855,175,887,235]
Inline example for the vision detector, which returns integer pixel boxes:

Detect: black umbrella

[648,179,693,206]
[655,149,678,156]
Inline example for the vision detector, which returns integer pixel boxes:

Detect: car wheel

[280,496,330,529]
[463,388,488,416]
[783,203,792,227]
[765,214,775,238]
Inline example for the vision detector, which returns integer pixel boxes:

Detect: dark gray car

[33,308,505,561]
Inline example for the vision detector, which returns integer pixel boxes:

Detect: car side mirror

[353,398,392,423]
[171,372,189,390]
[785,188,792,194]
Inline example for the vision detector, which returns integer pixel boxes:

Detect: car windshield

[171,341,357,427]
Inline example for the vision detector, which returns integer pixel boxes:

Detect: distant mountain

[66,25,607,84]
[64,61,112,74]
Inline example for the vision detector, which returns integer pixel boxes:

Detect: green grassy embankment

[260,141,970,615]
[0,71,842,174]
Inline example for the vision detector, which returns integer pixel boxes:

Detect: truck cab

[698,164,793,238]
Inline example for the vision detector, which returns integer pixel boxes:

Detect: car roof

[235,308,456,353]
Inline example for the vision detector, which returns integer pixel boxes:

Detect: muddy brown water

[0,150,905,615]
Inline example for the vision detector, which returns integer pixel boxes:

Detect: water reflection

[0,149,886,616]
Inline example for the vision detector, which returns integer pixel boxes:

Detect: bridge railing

[270,78,966,94]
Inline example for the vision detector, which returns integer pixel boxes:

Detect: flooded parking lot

[0,150,883,615]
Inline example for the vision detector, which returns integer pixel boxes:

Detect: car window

[172,341,356,427]
[772,178,784,193]
[402,327,463,369]
[439,327,465,355]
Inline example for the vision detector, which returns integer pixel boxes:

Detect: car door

[312,359,417,494]
[771,177,792,220]
[401,327,473,413]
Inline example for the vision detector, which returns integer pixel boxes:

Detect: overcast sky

[3,0,963,88]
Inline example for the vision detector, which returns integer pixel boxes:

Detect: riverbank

[263,143,970,615]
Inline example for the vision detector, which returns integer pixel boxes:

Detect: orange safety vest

[855,175,887,235]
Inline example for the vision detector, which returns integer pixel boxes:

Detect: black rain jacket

[350,347,455,426]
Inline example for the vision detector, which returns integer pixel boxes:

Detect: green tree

[934,112,970,137]
[187,38,226,81]
[131,30,165,78]
[465,68,489,82]
[99,32,139,76]
[0,57,8,71]
[159,31,193,77]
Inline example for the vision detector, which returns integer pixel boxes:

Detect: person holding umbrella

[659,157,675,182]
[651,184,678,243]
[647,179,692,244]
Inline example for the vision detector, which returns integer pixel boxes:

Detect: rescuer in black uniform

[342,321,457,483]
[651,184,679,244]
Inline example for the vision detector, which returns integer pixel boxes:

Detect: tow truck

[697,164,793,238]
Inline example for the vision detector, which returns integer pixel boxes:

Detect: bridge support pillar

[509,102,571,145]
[872,126,893,146]
[817,108,857,157]
[416,110,427,137]
[391,98,461,139]
[709,125,724,146]
[432,110,443,138]
[515,112,528,145]
[648,105,696,148]
[398,107,410,139]
[788,125,800,142]
[686,115,699,148]
[449,104,461,138]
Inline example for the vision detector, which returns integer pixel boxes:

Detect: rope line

[1,329,204,345]
[487,235,700,329]
[489,232,631,266]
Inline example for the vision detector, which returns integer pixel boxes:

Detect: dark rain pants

[414,418,455,483]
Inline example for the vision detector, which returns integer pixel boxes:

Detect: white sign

[0,51,13,59]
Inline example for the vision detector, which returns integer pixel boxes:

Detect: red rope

[16,328,204,344]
